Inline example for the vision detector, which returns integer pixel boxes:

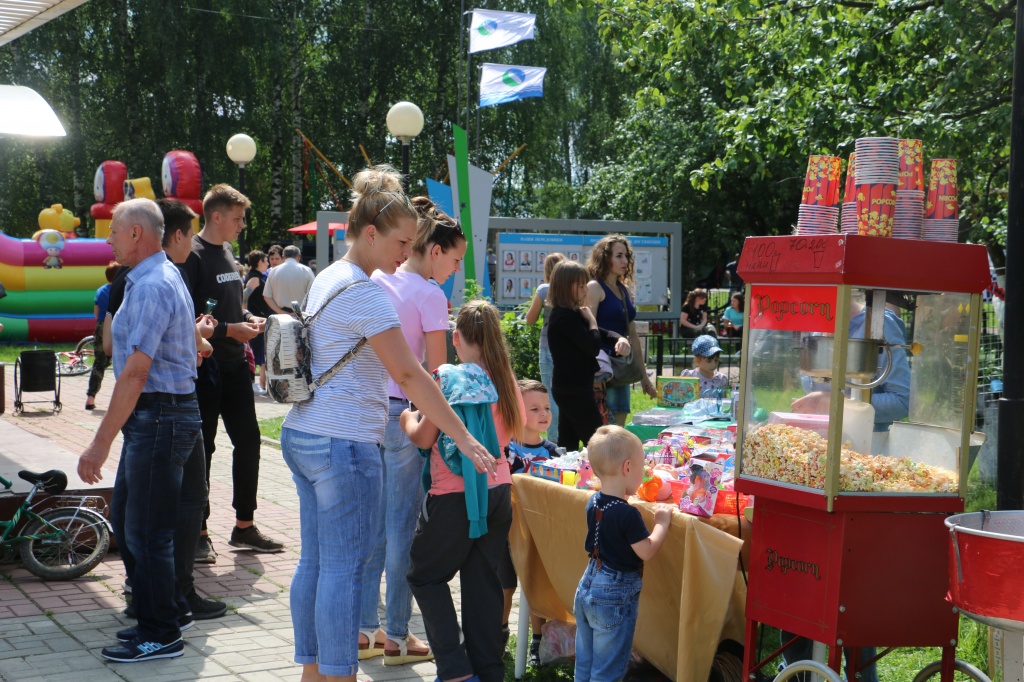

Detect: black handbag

[607,283,644,388]
[609,352,644,387]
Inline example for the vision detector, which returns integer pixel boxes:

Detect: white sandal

[383,634,434,666]
[357,628,385,660]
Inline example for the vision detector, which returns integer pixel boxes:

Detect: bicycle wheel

[911,659,992,682]
[20,507,110,580]
[773,660,844,682]
[57,336,96,377]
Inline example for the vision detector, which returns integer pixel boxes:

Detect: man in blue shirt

[78,198,201,663]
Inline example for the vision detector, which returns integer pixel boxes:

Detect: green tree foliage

[0,0,630,254]
[558,0,1015,263]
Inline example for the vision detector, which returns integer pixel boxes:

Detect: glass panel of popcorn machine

[740,284,841,491]
[740,287,966,496]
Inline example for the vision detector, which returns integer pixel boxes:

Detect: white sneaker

[253,383,266,395]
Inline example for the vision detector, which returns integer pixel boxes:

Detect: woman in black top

[679,287,714,338]
[547,261,630,451]
[244,250,272,393]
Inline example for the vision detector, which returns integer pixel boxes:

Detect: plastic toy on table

[679,459,725,518]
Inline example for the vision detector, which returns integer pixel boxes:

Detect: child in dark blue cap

[682,334,730,395]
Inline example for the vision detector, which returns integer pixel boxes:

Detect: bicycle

[56,335,96,377]
[0,468,111,580]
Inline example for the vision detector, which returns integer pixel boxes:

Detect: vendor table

[625,417,734,443]
[509,474,750,682]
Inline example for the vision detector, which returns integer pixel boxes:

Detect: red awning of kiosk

[288,222,346,235]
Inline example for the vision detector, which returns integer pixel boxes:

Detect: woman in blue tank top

[585,236,657,425]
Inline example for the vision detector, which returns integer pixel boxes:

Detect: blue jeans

[359,399,425,639]
[538,345,559,442]
[116,428,208,614]
[282,428,383,677]
[109,393,201,643]
[574,560,642,682]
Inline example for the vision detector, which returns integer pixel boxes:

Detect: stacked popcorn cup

[922,159,959,242]
[840,153,857,234]
[854,137,899,237]
[797,155,841,235]
[893,139,925,239]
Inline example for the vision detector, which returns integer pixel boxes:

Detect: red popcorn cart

[733,235,991,681]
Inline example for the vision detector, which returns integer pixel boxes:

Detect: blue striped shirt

[112,250,197,394]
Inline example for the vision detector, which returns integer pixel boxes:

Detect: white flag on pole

[468,9,536,54]
[479,63,546,108]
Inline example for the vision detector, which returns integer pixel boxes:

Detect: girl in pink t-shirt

[401,301,524,682]
[360,198,467,664]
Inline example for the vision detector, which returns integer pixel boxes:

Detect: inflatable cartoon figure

[91,160,128,239]
[35,204,81,239]
[162,150,204,226]
[38,230,65,269]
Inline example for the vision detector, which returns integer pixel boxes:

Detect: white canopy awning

[0,0,89,48]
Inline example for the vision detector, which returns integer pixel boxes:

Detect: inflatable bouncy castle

[0,217,112,342]
[1,151,205,342]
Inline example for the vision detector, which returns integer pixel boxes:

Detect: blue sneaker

[116,614,193,643]
[102,637,184,662]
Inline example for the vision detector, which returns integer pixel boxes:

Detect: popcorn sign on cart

[735,234,990,681]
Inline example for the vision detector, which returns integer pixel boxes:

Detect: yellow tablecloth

[510,474,748,682]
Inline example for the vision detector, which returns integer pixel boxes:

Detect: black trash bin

[14,350,60,414]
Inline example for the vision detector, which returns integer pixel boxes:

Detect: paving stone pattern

[0,369,507,681]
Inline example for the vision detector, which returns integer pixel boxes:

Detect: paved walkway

[0,368,495,681]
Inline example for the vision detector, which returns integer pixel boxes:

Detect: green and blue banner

[479,63,546,108]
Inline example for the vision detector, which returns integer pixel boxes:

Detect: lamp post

[226,133,257,259]
[386,102,424,192]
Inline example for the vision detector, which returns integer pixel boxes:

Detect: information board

[494,233,670,307]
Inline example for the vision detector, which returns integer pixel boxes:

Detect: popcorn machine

[734,235,991,681]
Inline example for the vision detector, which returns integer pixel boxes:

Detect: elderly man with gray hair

[263,244,315,314]
[78,198,201,663]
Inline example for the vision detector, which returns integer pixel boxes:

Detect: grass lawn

[0,342,77,364]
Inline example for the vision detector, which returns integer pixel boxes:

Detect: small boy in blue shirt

[506,379,560,475]
[501,380,560,664]
[575,425,670,682]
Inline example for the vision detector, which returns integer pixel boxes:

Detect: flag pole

[466,43,473,146]
[458,0,465,130]
[476,77,482,165]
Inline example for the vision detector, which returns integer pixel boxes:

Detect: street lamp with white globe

[386,102,424,192]
[226,133,257,258]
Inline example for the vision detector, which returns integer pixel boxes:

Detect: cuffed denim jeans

[574,560,642,682]
[109,393,201,643]
[538,345,558,442]
[282,428,383,677]
[359,399,425,639]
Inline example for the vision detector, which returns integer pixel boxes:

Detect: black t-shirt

[584,492,649,573]
[105,266,132,317]
[178,235,248,362]
[244,270,272,318]
[682,303,710,328]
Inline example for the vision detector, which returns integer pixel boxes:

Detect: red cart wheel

[911,659,991,682]
[773,660,843,682]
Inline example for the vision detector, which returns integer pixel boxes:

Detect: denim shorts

[604,384,631,415]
